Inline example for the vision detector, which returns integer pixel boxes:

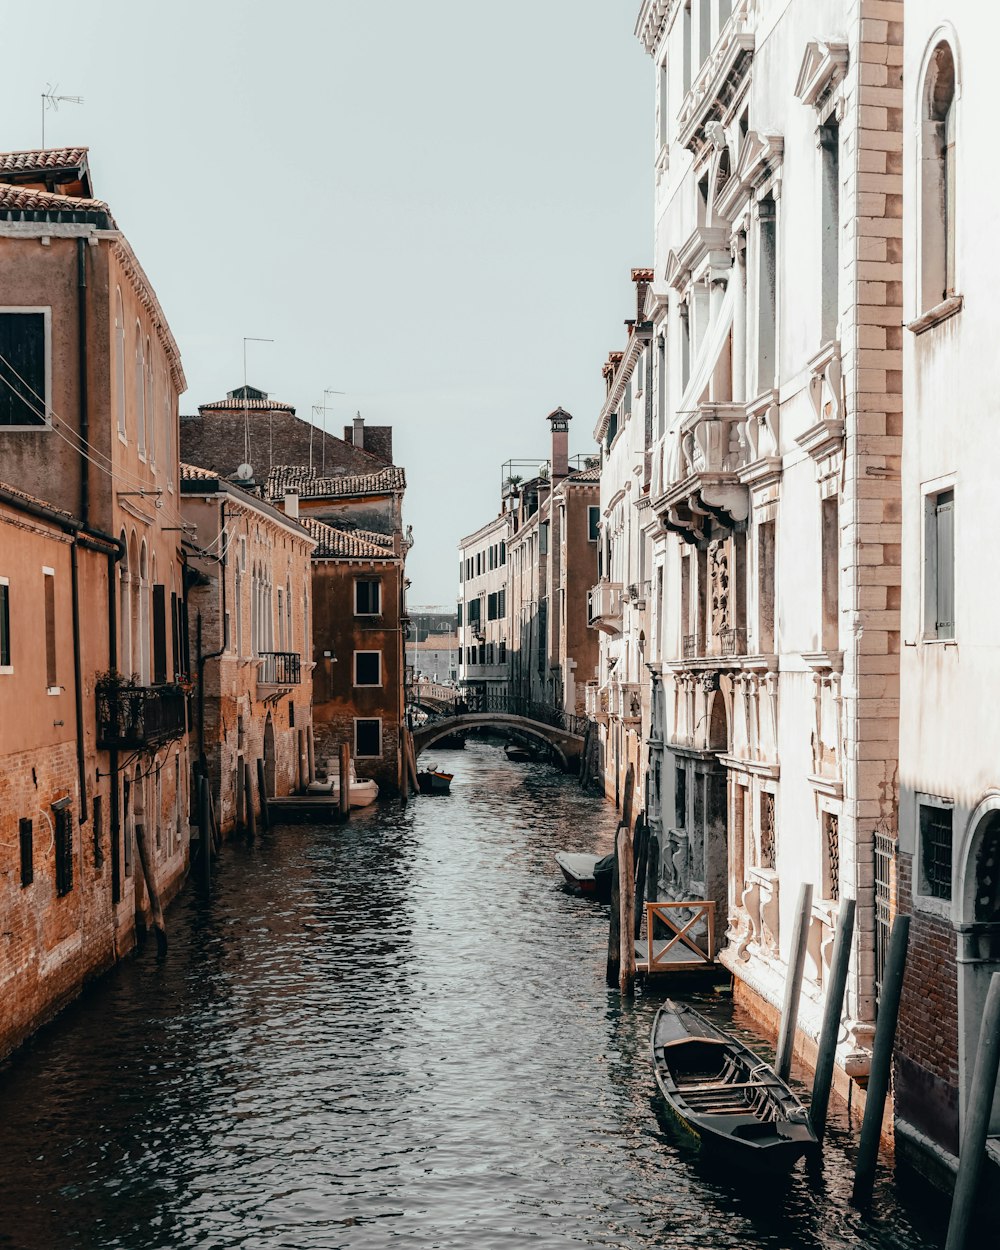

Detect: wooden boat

[554,851,615,903]
[504,743,535,762]
[416,769,453,795]
[650,1000,816,1170]
[306,759,379,808]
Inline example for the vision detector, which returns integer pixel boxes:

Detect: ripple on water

[0,740,948,1250]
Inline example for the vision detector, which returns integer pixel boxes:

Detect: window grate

[873,825,896,1002]
[920,803,953,900]
[824,812,840,901]
[760,792,776,869]
[54,806,73,896]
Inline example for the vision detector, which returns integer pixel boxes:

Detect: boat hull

[417,770,453,795]
[554,851,599,894]
[650,1001,816,1172]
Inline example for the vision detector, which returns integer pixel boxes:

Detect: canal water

[0,740,949,1250]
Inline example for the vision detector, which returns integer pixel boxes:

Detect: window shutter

[152,585,167,684]
[170,592,179,679]
[935,491,955,637]
[19,818,33,886]
[44,573,56,688]
[0,582,9,666]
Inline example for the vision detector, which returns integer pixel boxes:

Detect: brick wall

[893,851,960,1153]
[181,411,388,481]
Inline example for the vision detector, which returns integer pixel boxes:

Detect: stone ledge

[907,294,963,335]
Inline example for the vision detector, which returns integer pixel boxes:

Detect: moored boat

[306,759,379,808]
[504,743,535,762]
[553,851,616,903]
[416,769,453,795]
[650,1000,816,1170]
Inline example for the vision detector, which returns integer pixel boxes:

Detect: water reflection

[0,739,944,1249]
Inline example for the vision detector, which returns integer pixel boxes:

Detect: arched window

[118,530,130,674]
[139,540,150,683]
[920,41,957,311]
[115,290,126,440]
[135,323,146,458]
[128,532,140,679]
[146,338,155,467]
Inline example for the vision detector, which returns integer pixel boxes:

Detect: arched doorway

[959,799,1000,1132]
[263,714,276,798]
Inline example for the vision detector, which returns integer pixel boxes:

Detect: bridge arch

[412,713,583,771]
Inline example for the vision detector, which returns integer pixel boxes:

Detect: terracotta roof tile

[266,464,406,501]
[180,462,220,481]
[198,396,296,414]
[0,478,76,523]
[0,183,114,224]
[568,466,601,482]
[0,147,89,173]
[301,518,396,559]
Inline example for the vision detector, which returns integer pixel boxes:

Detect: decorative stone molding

[796,343,845,481]
[906,294,963,336]
[715,131,784,221]
[793,39,849,113]
[678,0,756,155]
[739,388,781,487]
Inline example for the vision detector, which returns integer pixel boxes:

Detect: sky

[3,1,651,605]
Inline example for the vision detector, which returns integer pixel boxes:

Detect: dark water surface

[0,741,948,1249]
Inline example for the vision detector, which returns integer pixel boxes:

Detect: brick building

[0,148,191,1057]
[300,517,406,793]
[181,388,392,483]
[180,465,315,835]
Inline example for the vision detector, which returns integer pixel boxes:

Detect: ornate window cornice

[793,39,849,113]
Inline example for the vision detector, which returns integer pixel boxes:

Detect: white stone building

[457,512,512,703]
[634,0,904,1087]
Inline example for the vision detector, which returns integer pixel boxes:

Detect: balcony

[677,0,755,155]
[620,683,642,724]
[656,403,750,541]
[96,679,187,750]
[257,651,302,688]
[587,581,624,635]
[719,627,747,657]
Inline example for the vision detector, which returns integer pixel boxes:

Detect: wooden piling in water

[339,743,351,818]
[810,896,856,1141]
[134,817,167,955]
[945,971,1000,1250]
[618,824,636,996]
[852,913,910,1207]
[243,759,256,840]
[606,848,621,988]
[235,761,244,835]
[775,881,813,1081]
[199,775,211,892]
[633,815,649,941]
[256,758,270,830]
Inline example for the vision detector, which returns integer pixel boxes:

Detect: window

[675,767,687,828]
[135,324,145,458]
[682,2,692,94]
[920,42,957,311]
[457,602,463,627]
[43,567,57,690]
[146,338,155,466]
[498,640,506,663]
[0,578,10,670]
[756,198,777,393]
[152,584,167,683]
[539,521,549,555]
[698,0,711,64]
[820,119,840,343]
[658,59,669,150]
[759,791,776,869]
[925,488,955,639]
[822,811,840,901]
[487,592,498,621]
[467,598,481,625]
[499,541,506,565]
[919,801,953,900]
[0,309,48,426]
[498,588,506,617]
[355,718,382,758]
[757,519,776,654]
[19,817,33,887]
[93,794,104,871]
[355,579,381,615]
[821,496,839,651]
[354,651,382,686]
[54,804,73,896]
[588,506,600,543]
[115,290,126,439]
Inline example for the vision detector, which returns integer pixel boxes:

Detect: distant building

[181,391,392,483]
[180,465,315,834]
[407,633,459,685]
[457,512,512,701]
[408,605,458,642]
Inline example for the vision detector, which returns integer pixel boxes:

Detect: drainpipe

[196,501,228,778]
[77,237,90,527]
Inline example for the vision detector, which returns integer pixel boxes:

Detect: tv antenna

[242,335,274,474]
[41,85,83,148]
[316,387,345,476]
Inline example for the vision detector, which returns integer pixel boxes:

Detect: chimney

[546,406,572,480]
[353,412,365,448]
[283,488,300,519]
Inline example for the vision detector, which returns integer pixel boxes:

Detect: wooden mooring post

[134,816,167,956]
[945,971,1000,1250]
[243,759,256,840]
[633,815,649,941]
[339,743,351,819]
[256,758,270,830]
[809,896,856,1141]
[775,881,813,1081]
[852,913,911,1207]
[235,761,244,835]
[198,774,211,892]
[618,823,636,996]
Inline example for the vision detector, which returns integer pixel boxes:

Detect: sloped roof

[180,462,220,481]
[198,386,296,414]
[0,147,89,174]
[301,517,397,559]
[568,465,601,482]
[0,182,114,224]
[266,464,405,501]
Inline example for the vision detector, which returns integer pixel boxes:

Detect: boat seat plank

[676,1078,782,1094]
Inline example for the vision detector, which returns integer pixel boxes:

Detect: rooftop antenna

[320,386,345,476]
[242,335,273,477]
[41,84,83,148]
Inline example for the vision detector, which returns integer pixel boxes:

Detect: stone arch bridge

[409,682,587,770]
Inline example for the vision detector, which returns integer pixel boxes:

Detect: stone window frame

[816,797,843,905]
[0,576,11,674]
[354,576,382,617]
[921,473,956,644]
[353,649,382,688]
[913,790,955,919]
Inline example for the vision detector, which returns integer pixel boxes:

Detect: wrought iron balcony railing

[96,679,187,750]
[257,651,302,686]
[683,634,699,660]
[719,627,747,656]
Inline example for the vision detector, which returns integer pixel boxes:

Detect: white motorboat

[306,758,379,807]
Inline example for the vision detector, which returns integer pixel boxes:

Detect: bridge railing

[409,684,588,739]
